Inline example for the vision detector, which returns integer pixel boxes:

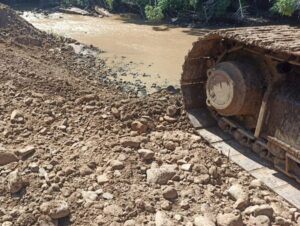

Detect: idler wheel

[206,61,262,117]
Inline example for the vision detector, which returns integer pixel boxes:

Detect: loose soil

[0,4,299,226]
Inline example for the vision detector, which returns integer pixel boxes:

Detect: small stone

[166,105,178,117]
[10,110,24,122]
[180,199,190,210]
[79,165,93,176]
[102,192,114,200]
[194,215,216,226]
[103,204,122,216]
[0,151,18,166]
[97,174,109,184]
[110,160,124,170]
[208,166,218,178]
[163,115,177,123]
[120,136,144,148]
[162,187,178,200]
[244,205,274,218]
[216,212,243,226]
[131,120,148,134]
[28,162,39,172]
[146,165,176,185]
[2,222,13,226]
[250,179,263,189]
[275,216,291,226]
[161,200,172,211]
[124,220,136,226]
[40,200,70,219]
[15,145,35,159]
[138,149,155,161]
[181,163,193,171]
[111,107,120,118]
[248,215,270,226]
[227,184,249,210]
[7,169,24,193]
[81,191,98,202]
[174,214,183,222]
[155,211,173,226]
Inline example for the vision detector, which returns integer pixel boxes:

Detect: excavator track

[181,26,300,209]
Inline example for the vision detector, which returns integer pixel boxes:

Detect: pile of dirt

[0,5,299,226]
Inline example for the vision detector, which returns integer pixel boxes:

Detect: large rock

[146,165,176,185]
[155,211,173,226]
[120,136,145,148]
[7,169,24,193]
[216,213,243,226]
[194,215,216,226]
[244,205,274,218]
[103,204,123,217]
[248,215,270,226]
[40,200,70,219]
[162,187,178,200]
[15,145,35,159]
[0,151,18,166]
[227,184,249,210]
[138,149,155,161]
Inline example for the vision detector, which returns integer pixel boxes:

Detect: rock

[227,184,249,210]
[79,165,93,176]
[40,200,70,219]
[180,199,190,210]
[166,105,178,117]
[208,166,218,178]
[110,160,124,170]
[131,120,148,134]
[124,220,136,226]
[111,107,120,118]
[174,214,183,222]
[194,215,216,226]
[102,192,114,200]
[97,174,109,184]
[2,222,13,226]
[81,191,98,202]
[28,162,39,172]
[162,187,178,200]
[163,115,177,123]
[194,174,210,184]
[244,205,274,218]
[161,200,172,211]
[75,94,98,104]
[0,151,18,166]
[216,212,243,226]
[120,136,143,148]
[146,165,176,185]
[10,110,24,122]
[250,179,263,189]
[138,149,155,161]
[7,169,24,193]
[15,145,35,159]
[181,163,192,171]
[103,204,122,217]
[248,215,270,226]
[275,216,291,226]
[155,211,173,226]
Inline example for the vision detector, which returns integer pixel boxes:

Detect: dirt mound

[0,4,63,47]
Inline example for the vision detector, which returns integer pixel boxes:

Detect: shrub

[145,5,164,21]
[271,0,297,16]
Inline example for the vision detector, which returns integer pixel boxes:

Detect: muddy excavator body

[181,26,300,183]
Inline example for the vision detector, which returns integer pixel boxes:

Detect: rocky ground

[0,4,300,226]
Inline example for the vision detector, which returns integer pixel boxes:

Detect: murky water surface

[22,12,207,92]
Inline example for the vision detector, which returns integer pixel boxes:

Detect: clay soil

[0,4,299,226]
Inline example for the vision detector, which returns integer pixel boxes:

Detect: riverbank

[21,10,202,94]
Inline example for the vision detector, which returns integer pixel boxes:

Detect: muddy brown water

[22,12,207,92]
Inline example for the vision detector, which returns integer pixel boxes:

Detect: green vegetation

[35,0,300,21]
